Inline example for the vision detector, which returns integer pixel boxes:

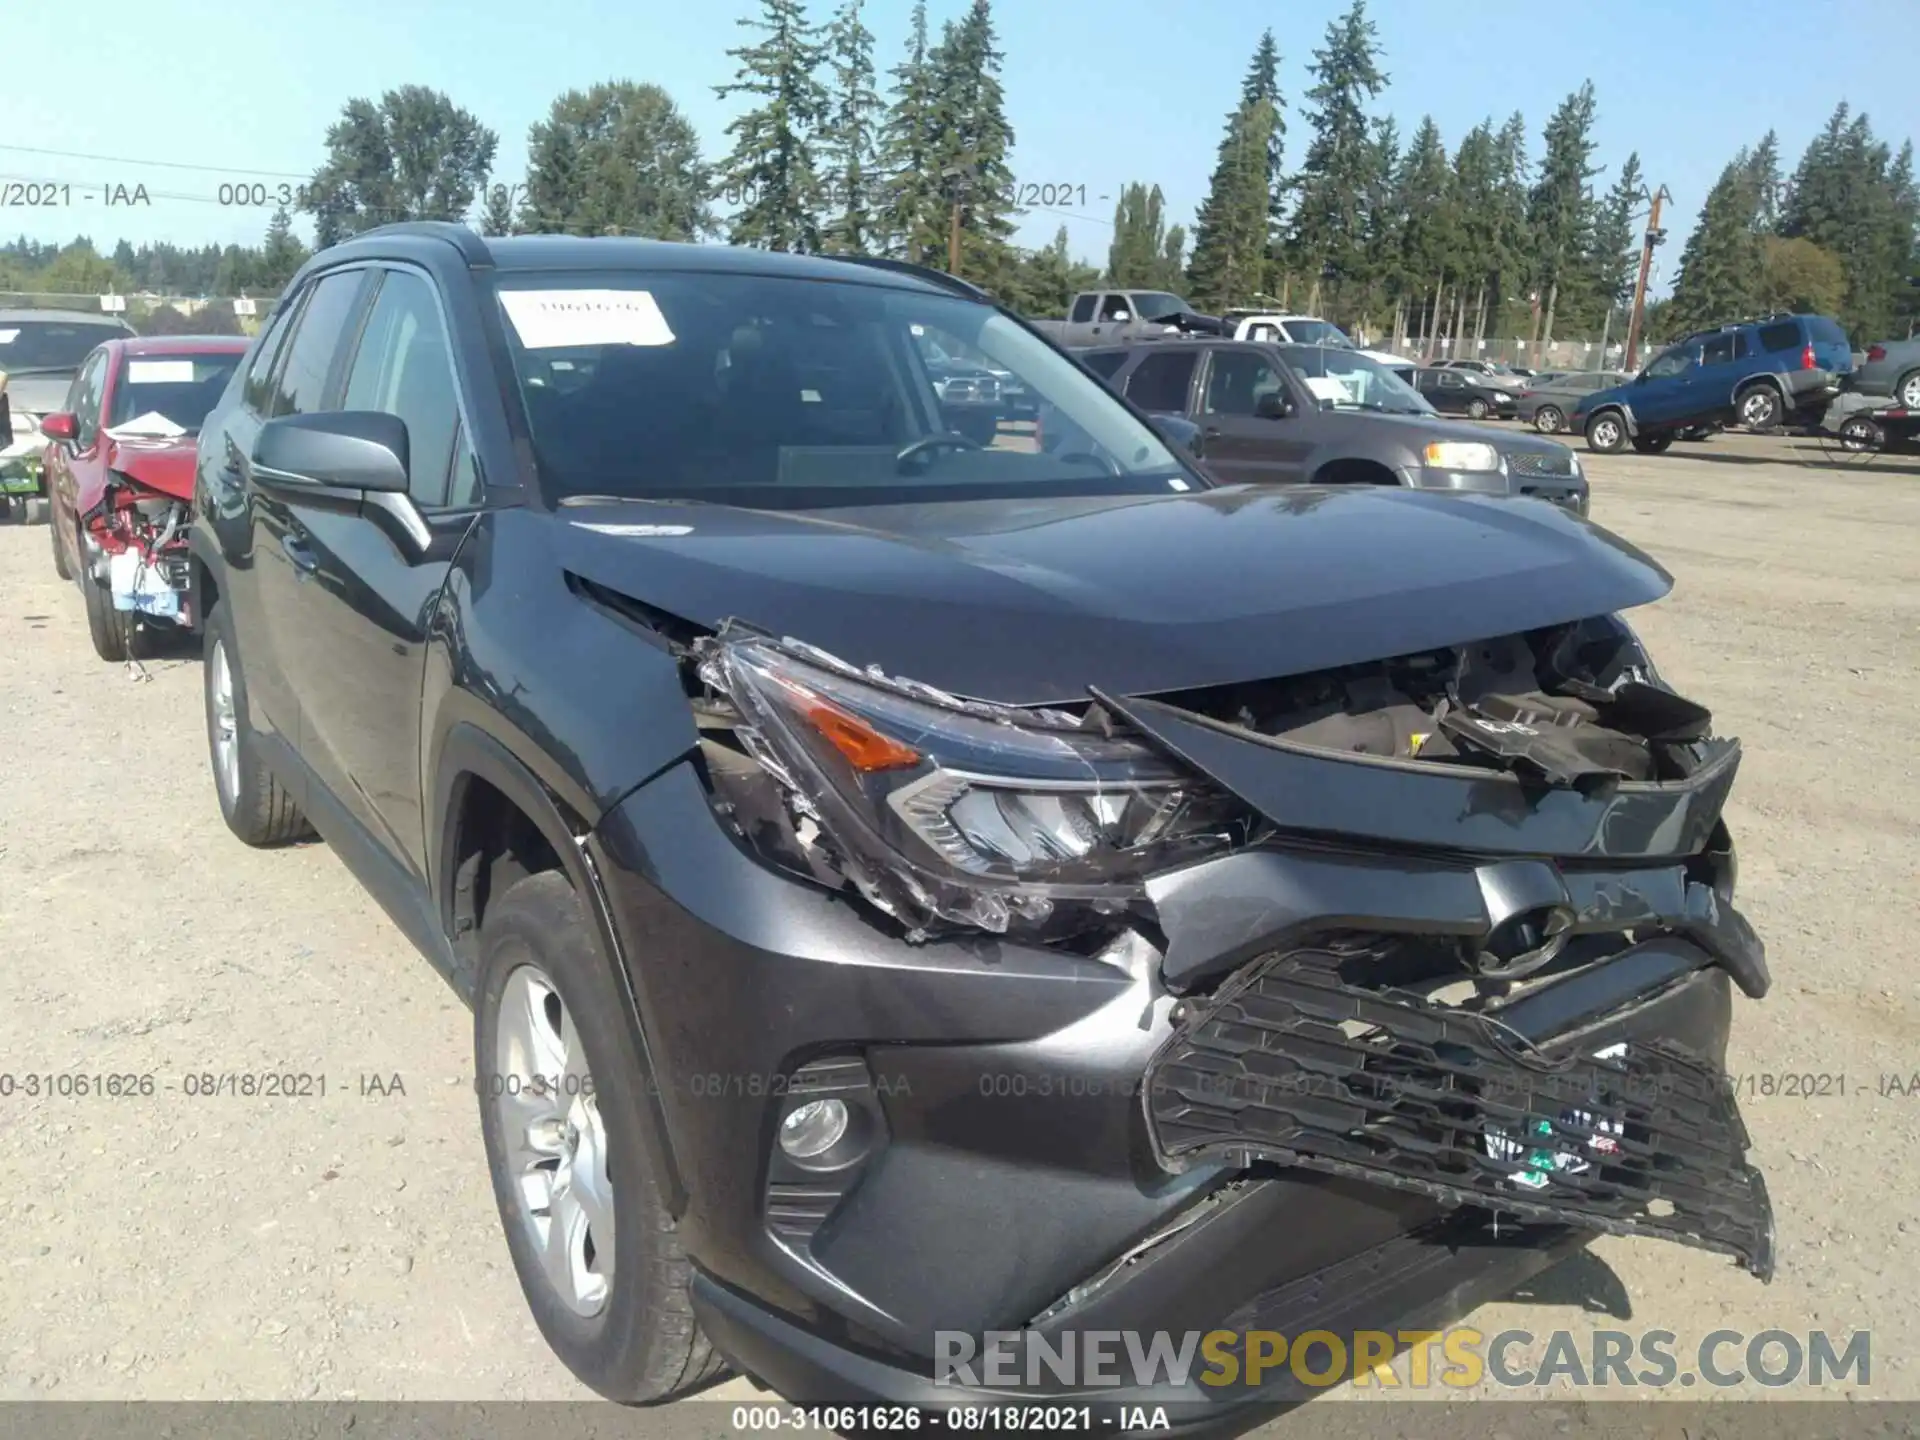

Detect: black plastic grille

[1146,949,1774,1279]
[1505,448,1575,478]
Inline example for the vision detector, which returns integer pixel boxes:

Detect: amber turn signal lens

[801,696,923,772]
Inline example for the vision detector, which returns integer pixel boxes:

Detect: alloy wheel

[1740,390,1777,428]
[1535,406,1564,434]
[1591,417,1623,450]
[1899,373,1920,410]
[494,964,615,1318]
[209,638,241,806]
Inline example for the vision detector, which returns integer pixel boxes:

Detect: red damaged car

[43,336,248,661]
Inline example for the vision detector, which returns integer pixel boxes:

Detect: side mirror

[253,411,410,494]
[40,411,77,442]
[1255,391,1292,420]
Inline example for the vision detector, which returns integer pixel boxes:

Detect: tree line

[4,0,1915,345]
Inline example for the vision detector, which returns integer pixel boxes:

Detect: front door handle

[1203,426,1223,439]
[281,533,317,575]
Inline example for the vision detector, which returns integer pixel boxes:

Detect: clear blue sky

[3,0,1915,299]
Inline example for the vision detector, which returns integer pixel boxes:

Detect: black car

[1078,339,1589,514]
[1413,365,1518,420]
[190,224,1774,1423]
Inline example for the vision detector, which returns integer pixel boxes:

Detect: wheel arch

[1586,402,1635,436]
[1311,455,1402,488]
[431,720,687,1212]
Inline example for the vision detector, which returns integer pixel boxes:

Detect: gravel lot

[1,431,1915,1419]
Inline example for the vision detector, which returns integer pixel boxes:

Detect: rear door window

[1069,294,1097,324]
[1757,321,1802,354]
[1700,333,1736,366]
[1125,351,1198,412]
[1080,351,1127,380]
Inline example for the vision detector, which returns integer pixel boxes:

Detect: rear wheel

[1631,432,1675,454]
[50,505,72,580]
[476,871,725,1402]
[1585,410,1629,454]
[1736,384,1783,432]
[203,599,312,846]
[1532,405,1565,434]
[1897,370,1920,411]
[1838,415,1885,453]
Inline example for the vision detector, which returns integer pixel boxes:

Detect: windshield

[1282,319,1354,348]
[495,271,1192,508]
[0,319,128,372]
[1277,345,1433,415]
[1129,292,1192,322]
[105,353,244,436]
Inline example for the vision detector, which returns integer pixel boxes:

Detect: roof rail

[829,254,993,302]
[350,220,493,268]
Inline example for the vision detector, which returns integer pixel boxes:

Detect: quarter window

[1757,321,1802,354]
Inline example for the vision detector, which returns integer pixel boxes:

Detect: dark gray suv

[1075,339,1589,515]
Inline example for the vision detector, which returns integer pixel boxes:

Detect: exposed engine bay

[83,472,193,630]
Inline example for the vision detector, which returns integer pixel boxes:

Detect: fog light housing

[779,1098,850,1159]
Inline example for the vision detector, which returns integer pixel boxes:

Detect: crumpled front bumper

[591,674,1772,1409]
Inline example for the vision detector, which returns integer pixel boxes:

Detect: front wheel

[1737,385,1783,431]
[1631,432,1675,454]
[1585,410,1629,453]
[476,871,725,1402]
[203,600,312,845]
[1532,405,1565,434]
[79,563,138,663]
[1466,398,1489,420]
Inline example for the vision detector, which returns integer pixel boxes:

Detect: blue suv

[1574,314,1853,454]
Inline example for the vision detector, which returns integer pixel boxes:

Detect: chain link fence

[1391,335,1634,372]
[0,291,270,337]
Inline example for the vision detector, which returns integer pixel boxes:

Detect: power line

[0,143,309,180]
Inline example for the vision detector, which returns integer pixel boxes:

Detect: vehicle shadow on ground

[1670,439,1920,477]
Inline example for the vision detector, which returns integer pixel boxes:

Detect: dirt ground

[1,431,1916,1420]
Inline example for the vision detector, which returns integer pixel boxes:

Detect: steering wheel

[896,432,984,469]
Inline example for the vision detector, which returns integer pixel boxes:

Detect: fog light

[779,1099,849,1159]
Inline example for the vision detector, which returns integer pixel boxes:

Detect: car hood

[86,433,198,508]
[554,485,1666,706]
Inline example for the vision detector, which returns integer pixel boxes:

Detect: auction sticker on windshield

[499,289,676,349]
[127,359,198,384]
[0,329,18,344]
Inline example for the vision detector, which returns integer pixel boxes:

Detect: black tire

[1736,384,1783,432]
[1585,409,1629,454]
[1838,416,1885,453]
[202,599,312,846]
[1533,405,1565,435]
[475,871,725,1403]
[1466,397,1489,420]
[1631,432,1675,454]
[1897,370,1920,411]
[1679,424,1715,441]
[80,564,138,663]
[50,505,72,581]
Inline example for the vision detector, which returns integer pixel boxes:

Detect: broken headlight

[699,634,1235,938]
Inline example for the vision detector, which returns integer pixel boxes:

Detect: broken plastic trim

[1145,949,1775,1280]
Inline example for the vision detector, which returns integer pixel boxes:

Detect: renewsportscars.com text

[934,1327,1871,1391]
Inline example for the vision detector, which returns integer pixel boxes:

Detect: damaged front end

[689,612,1775,1282]
[81,458,194,630]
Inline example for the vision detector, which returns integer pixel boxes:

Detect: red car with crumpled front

[43,335,248,661]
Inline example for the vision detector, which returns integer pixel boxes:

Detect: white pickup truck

[1221,311,1413,368]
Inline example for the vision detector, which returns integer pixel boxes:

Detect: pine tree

[1157,224,1189,295]
[1489,112,1533,336]
[1743,131,1782,232]
[923,1,1018,285]
[1394,116,1456,347]
[479,182,516,236]
[1666,160,1762,333]
[258,206,309,291]
[1002,226,1101,317]
[1186,97,1278,311]
[1588,152,1644,323]
[1450,121,1501,342]
[875,0,941,262]
[714,0,830,252]
[1526,82,1603,342]
[820,0,881,254]
[1239,28,1286,284]
[1357,116,1402,339]
[1782,106,1920,339]
[521,82,713,240]
[1107,183,1164,287]
[1286,0,1388,315]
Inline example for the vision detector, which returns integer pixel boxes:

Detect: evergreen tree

[258,206,309,291]
[1357,116,1402,337]
[820,0,882,254]
[1107,182,1167,287]
[875,0,941,262]
[1666,160,1762,333]
[521,82,713,240]
[1782,108,1919,339]
[301,86,497,246]
[1158,224,1189,295]
[1186,97,1277,310]
[1286,0,1388,314]
[479,182,517,236]
[1002,226,1101,317]
[714,0,830,252]
[1488,112,1534,335]
[1394,116,1456,343]
[1588,151,1644,321]
[1743,130,1783,232]
[1239,27,1286,280]
[923,1,1018,285]
[1525,82,1603,341]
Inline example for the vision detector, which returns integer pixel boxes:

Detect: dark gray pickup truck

[1065,338,1589,515]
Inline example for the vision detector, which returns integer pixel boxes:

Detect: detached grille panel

[1146,949,1774,1279]
[1505,449,1575,478]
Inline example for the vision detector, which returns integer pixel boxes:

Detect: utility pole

[1622,184,1671,371]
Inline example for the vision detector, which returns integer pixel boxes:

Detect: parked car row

[21,227,1776,1425]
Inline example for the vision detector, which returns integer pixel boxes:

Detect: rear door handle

[281,533,317,575]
